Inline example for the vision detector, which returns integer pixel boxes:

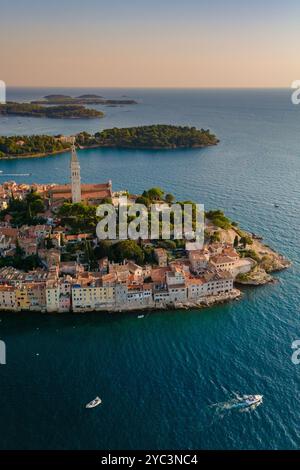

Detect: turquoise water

[0,88,299,449]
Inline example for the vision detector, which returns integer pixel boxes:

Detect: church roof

[49,183,112,201]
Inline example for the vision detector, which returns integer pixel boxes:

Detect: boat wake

[210,393,263,414]
[0,173,31,177]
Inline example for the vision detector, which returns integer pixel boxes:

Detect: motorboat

[85,396,102,408]
[240,395,263,407]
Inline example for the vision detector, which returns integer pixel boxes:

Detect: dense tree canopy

[58,202,100,233]
[92,125,218,149]
[0,125,218,158]
[0,135,70,157]
[205,210,232,230]
[0,102,104,119]
[0,190,45,226]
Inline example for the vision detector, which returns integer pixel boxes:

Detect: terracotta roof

[151,267,171,283]
[102,273,117,283]
[222,247,239,258]
[49,183,112,201]
[0,227,18,240]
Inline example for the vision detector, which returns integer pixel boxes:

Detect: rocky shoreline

[0,142,218,161]
[0,289,242,315]
[235,241,291,286]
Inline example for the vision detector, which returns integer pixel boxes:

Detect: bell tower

[70,139,81,203]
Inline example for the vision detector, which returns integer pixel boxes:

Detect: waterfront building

[0,286,17,311]
[46,282,60,312]
[15,287,31,311]
[209,254,237,271]
[115,283,128,306]
[71,284,115,312]
[168,284,187,302]
[126,284,153,307]
[26,283,46,311]
[200,270,234,296]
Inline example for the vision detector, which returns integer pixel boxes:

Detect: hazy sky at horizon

[1,0,300,87]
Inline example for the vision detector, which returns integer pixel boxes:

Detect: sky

[1,0,299,88]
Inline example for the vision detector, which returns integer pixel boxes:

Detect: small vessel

[211,394,263,414]
[239,394,263,408]
[274,204,279,208]
[138,314,145,319]
[85,396,102,409]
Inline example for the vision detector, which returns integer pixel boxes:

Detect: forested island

[0,125,218,158]
[31,94,137,106]
[0,93,137,120]
[76,125,219,149]
[0,102,104,119]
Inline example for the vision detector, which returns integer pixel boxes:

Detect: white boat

[240,395,263,407]
[85,396,102,408]
[138,314,145,319]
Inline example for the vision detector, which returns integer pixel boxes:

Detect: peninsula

[0,102,104,119]
[79,125,219,149]
[0,125,219,159]
[0,146,290,314]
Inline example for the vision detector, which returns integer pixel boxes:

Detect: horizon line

[6,85,292,90]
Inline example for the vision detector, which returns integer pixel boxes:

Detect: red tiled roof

[50,183,112,201]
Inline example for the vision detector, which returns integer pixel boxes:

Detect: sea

[0,88,299,450]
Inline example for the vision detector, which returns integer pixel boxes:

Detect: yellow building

[72,285,115,312]
[15,287,31,311]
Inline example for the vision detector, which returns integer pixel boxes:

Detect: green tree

[165,193,175,204]
[210,231,221,243]
[143,187,164,201]
[94,240,112,259]
[111,240,144,264]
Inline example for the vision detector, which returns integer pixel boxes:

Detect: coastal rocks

[235,237,291,285]
[235,267,274,285]
[260,254,291,273]
[174,289,242,310]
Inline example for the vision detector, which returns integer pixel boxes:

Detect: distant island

[0,125,219,158]
[0,102,104,119]
[31,94,137,106]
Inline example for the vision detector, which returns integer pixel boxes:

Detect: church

[47,142,112,206]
